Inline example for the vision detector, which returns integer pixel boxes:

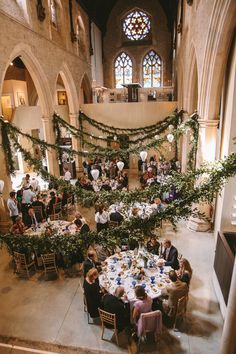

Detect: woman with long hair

[83,268,102,318]
[177,258,193,286]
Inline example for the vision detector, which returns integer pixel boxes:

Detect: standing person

[46,191,61,216]
[95,205,109,232]
[30,177,40,193]
[19,174,31,189]
[7,191,19,224]
[21,186,35,224]
[83,268,102,319]
[63,166,71,182]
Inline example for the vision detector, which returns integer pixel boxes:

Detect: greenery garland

[1,152,236,261]
[79,110,183,135]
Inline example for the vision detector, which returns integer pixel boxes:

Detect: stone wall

[103,0,172,88]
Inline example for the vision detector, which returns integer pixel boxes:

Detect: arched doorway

[80,73,92,104]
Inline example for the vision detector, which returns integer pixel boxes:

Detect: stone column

[188,119,219,231]
[41,116,60,177]
[220,257,236,354]
[69,112,82,173]
[0,135,12,232]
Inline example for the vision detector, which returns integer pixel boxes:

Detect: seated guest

[83,250,101,277]
[146,236,160,255]
[161,270,188,316]
[32,195,47,222]
[7,191,19,224]
[83,268,102,319]
[10,216,27,234]
[24,206,39,228]
[109,207,124,225]
[152,197,165,213]
[101,286,130,333]
[161,239,179,270]
[46,191,61,216]
[133,286,153,324]
[95,206,109,232]
[177,258,192,286]
[100,180,112,191]
[94,244,111,262]
[122,172,128,188]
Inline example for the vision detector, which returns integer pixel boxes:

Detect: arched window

[123,10,151,41]
[143,51,162,87]
[50,0,57,27]
[115,52,133,88]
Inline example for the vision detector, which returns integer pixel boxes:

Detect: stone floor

[0,170,222,354]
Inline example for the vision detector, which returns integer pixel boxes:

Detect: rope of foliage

[79,110,182,135]
[0,112,199,170]
[1,152,236,260]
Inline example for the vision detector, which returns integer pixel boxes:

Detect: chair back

[108,221,119,229]
[173,294,188,330]
[66,196,73,206]
[14,251,27,268]
[49,213,61,221]
[137,310,162,338]
[41,253,58,275]
[53,202,62,214]
[98,308,116,327]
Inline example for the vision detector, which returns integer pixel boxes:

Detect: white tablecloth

[99,251,172,302]
[24,220,77,237]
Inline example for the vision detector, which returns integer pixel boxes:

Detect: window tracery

[123,10,151,41]
[115,52,133,88]
[143,50,162,87]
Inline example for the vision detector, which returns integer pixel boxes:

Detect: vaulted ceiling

[77,0,178,34]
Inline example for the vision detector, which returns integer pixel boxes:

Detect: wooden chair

[83,293,92,324]
[173,294,188,331]
[49,213,61,221]
[13,251,36,278]
[52,202,62,219]
[41,253,58,276]
[98,308,119,345]
[108,221,119,229]
[64,196,74,217]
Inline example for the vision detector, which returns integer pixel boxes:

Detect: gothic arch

[79,73,92,104]
[199,0,236,120]
[186,44,198,113]
[56,63,79,114]
[0,43,53,117]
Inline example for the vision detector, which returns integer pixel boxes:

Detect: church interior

[0,1,235,354]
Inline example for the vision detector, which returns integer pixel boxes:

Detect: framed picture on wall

[17,92,26,106]
[57,91,68,105]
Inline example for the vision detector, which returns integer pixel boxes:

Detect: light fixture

[140,151,147,162]
[10,62,13,66]
[168,124,174,131]
[114,135,117,141]
[91,169,99,181]
[117,161,124,171]
[154,135,159,140]
[167,133,174,143]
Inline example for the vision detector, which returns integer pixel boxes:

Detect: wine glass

[132,280,136,288]
[150,276,155,284]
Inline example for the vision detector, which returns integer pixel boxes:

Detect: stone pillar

[188,119,219,231]
[0,136,12,232]
[69,112,82,173]
[41,116,60,177]
[220,258,236,354]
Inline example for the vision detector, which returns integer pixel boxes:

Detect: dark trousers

[11,215,18,224]
[96,222,108,233]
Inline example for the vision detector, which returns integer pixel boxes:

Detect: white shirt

[22,189,35,204]
[95,211,109,224]
[7,198,19,216]
[64,171,71,181]
[31,178,39,192]
[165,247,171,261]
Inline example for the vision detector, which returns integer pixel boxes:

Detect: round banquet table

[24,220,77,237]
[99,250,172,302]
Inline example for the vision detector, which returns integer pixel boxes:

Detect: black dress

[83,279,102,318]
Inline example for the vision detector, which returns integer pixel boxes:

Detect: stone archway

[80,73,92,104]
[199,0,236,120]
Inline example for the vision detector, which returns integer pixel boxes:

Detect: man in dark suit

[101,286,130,333]
[83,251,101,277]
[162,239,179,270]
[109,207,124,224]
